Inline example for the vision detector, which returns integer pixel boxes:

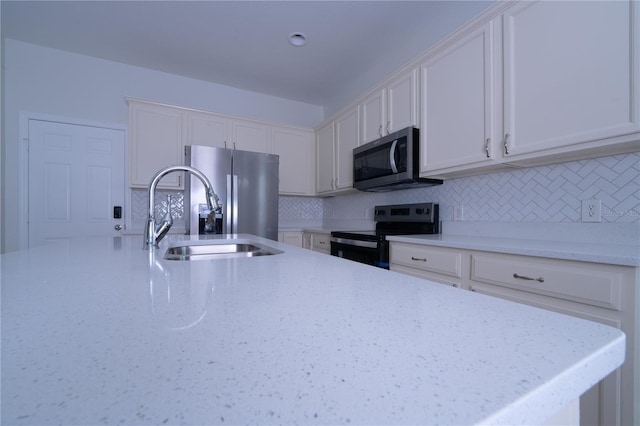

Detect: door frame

[18,111,128,250]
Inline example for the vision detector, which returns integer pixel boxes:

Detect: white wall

[1,39,324,252]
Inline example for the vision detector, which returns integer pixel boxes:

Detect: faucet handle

[155,194,174,243]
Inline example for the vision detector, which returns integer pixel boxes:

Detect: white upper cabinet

[315,104,360,195]
[501,0,639,161]
[271,125,315,196]
[186,110,230,149]
[360,68,418,145]
[128,99,315,195]
[419,20,497,176]
[316,122,335,194]
[360,89,385,144]
[417,0,639,178]
[335,106,360,191]
[128,99,185,189]
[231,120,270,153]
[386,69,419,134]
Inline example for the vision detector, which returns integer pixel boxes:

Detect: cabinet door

[386,68,418,133]
[271,126,315,195]
[468,280,623,426]
[279,231,303,247]
[231,119,269,153]
[128,101,184,189]
[360,89,385,144]
[302,233,312,250]
[334,106,360,190]
[311,233,331,254]
[186,111,229,149]
[502,0,638,157]
[316,122,335,194]
[420,20,497,175]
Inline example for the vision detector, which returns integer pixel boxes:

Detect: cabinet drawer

[470,253,623,311]
[390,243,463,278]
[312,234,331,252]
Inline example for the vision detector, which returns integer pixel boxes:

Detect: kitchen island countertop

[1,234,625,425]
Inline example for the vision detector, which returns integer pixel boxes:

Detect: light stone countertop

[1,234,625,425]
[386,233,639,266]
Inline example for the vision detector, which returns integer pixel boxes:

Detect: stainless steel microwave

[353,127,442,192]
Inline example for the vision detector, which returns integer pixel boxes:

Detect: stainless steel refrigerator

[184,145,279,240]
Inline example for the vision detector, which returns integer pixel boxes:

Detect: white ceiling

[2,0,493,114]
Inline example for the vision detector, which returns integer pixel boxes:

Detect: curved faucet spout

[144,165,221,250]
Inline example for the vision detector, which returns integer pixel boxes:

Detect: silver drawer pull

[513,273,544,283]
[411,256,427,262]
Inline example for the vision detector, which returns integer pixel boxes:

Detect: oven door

[330,237,389,269]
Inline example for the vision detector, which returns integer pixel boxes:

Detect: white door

[28,120,125,247]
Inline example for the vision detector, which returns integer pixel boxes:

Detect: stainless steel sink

[164,241,283,261]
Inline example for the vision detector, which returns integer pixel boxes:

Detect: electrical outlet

[581,199,601,222]
[453,205,464,221]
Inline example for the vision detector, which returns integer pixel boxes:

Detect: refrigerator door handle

[232,175,239,234]
[226,174,233,234]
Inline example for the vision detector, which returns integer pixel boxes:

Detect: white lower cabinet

[277,231,303,248]
[302,232,331,255]
[390,243,465,288]
[389,242,637,426]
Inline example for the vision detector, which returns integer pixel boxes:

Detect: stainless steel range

[330,202,440,269]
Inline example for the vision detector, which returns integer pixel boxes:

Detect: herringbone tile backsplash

[317,152,639,223]
[131,152,639,226]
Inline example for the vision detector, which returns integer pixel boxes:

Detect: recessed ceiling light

[288,32,307,47]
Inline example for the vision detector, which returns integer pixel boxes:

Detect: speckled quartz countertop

[1,234,625,425]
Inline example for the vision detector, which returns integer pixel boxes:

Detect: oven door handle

[389,139,398,174]
[330,237,379,249]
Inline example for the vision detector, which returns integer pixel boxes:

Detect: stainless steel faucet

[144,165,221,250]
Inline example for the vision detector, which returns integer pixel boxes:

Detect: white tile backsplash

[324,152,640,224]
[131,152,639,233]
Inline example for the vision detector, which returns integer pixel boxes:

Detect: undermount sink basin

[164,241,283,261]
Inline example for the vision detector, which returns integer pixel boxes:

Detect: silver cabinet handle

[513,273,544,283]
[386,121,390,135]
[378,125,383,137]
[411,256,427,262]
[504,133,510,155]
[485,138,491,158]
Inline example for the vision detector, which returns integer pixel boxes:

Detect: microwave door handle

[389,139,398,173]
